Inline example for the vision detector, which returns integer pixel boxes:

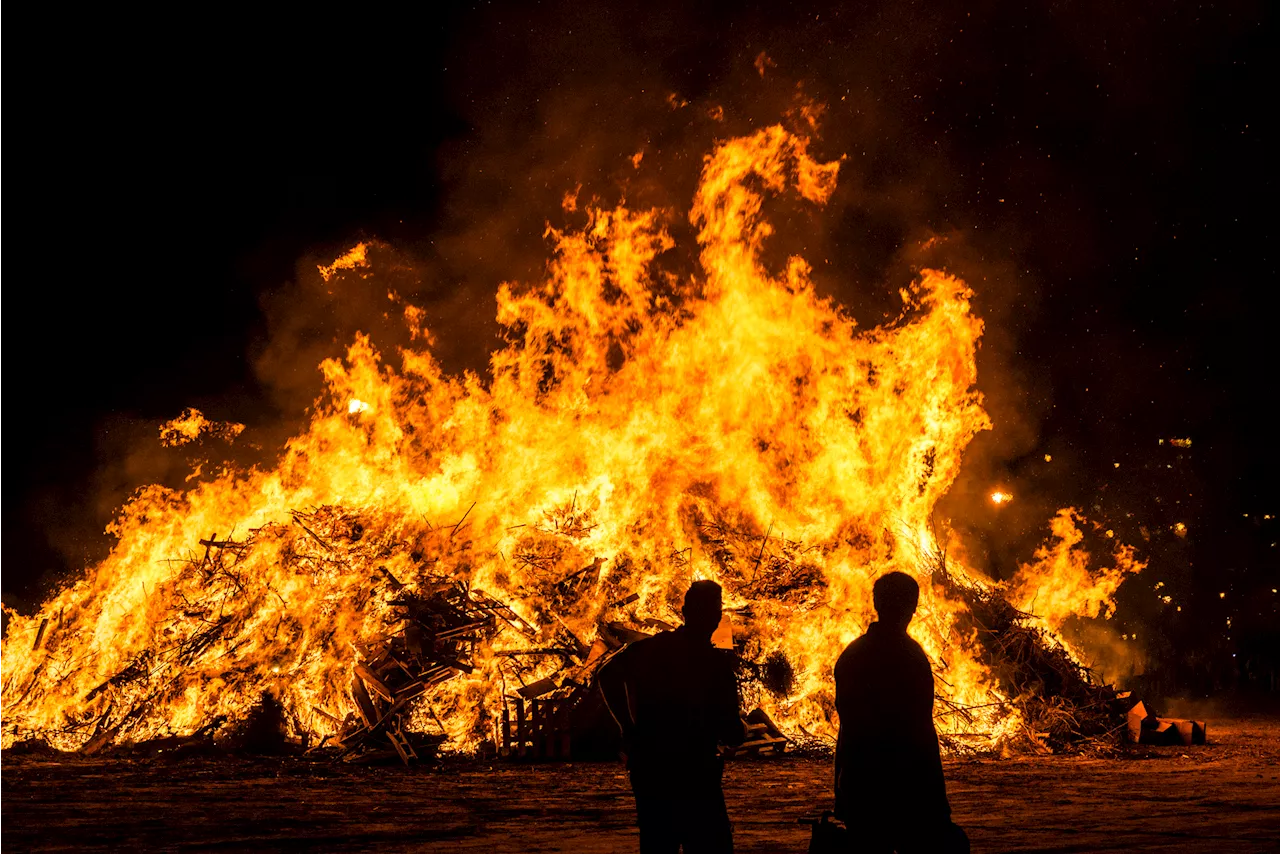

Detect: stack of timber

[334,577,536,764]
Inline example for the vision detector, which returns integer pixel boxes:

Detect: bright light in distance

[990,490,1012,505]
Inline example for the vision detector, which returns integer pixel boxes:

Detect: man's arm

[909,647,937,718]
[597,646,636,739]
[714,651,747,747]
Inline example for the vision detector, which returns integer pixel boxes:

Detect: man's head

[872,571,919,630]
[681,579,723,640]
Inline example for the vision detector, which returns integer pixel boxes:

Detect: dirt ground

[4,717,1279,853]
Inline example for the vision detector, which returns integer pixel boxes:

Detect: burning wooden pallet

[499,691,789,761]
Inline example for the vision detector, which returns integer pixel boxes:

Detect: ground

[4,718,1279,853]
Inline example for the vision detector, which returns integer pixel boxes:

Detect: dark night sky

[5,2,1276,671]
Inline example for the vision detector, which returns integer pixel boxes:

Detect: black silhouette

[599,580,746,853]
[834,572,969,853]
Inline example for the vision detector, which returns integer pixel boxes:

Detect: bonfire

[1,123,1144,760]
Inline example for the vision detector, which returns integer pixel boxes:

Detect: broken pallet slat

[351,678,380,728]
[354,663,395,703]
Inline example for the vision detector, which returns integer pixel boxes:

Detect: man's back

[609,627,742,769]
[834,622,949,822]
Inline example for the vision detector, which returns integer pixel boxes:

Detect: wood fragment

[448,501,476,539]
[32,618,49,652]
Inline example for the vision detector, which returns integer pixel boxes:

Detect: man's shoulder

[835,626,930,666]
[834,632,869,672]
[901,633,930,663]
[636,628,679,650]
[613,629,676,663]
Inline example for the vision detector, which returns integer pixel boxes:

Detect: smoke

[1061,618,1146,690]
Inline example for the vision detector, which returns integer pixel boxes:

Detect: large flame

[2,125,1139,752]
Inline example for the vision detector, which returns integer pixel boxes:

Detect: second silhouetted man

[834,571,969,853]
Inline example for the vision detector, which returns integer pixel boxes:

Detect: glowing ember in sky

[318,242,370,282]
[990,491,1013,505]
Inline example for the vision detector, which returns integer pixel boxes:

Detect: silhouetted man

[599,580,746,853]
[834,571,968,853]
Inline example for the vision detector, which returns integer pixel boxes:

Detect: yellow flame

[159,409,245,447]
[1010,509,1145,629]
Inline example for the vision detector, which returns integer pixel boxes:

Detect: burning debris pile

[2,122,1149,760]
[2,498,790,764]
[335,577,527,763]
[930,550,1133,754]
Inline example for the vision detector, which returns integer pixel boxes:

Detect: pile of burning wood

[325,573,790,764]
[14,501,793,765]
[930,550,1142,754]
[10,499,1183,764]
[329,577,538,763]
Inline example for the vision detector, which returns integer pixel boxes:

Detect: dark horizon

[5,1,1275,690]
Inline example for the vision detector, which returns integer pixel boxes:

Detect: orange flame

[1,125,1139,753]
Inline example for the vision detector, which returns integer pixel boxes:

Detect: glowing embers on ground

[0,124,1141,756]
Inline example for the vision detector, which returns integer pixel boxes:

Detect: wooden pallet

[500,694,576,759]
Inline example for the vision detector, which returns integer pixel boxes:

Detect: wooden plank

[394,680,427,703]
[436,620,492,641]
[531,698,542,758]
[354,662,394,703]
[516,677,556,699]
[422,666,456,685]
[516,697,527,757]
[32,618,49,652]
[351,678,379,728]
[311,705,341,724]
[502,699,512,753]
